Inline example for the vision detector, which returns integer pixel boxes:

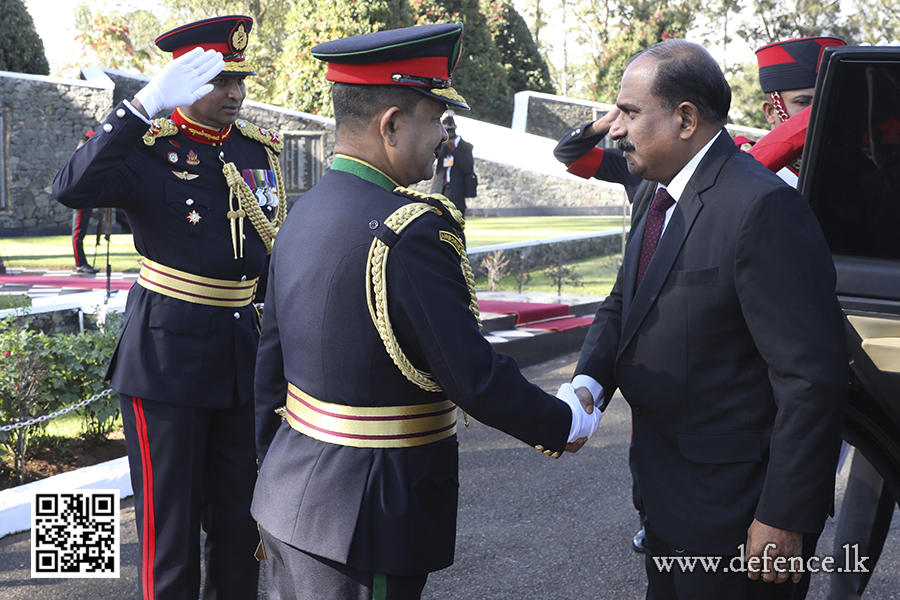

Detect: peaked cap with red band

[755,36,845,93]
[311,23,470,110]
[155,15,256,76]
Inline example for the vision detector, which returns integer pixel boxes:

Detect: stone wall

[0,71,113,233]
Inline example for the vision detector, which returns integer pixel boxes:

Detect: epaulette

[234,120,284,153]
[142,118,178,146]
[392,186,464,232]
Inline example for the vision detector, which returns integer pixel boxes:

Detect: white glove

[133,47,226,117]
[557,383,602,443]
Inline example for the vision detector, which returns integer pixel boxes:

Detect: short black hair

[631,39,731,128]
[332,83,426,135]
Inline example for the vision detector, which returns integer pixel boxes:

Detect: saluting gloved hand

[557,382,602,449]
[133,48,226,118]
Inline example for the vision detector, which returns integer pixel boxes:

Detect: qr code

[31,490,120,578]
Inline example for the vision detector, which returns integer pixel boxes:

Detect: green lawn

[0,234,142,272]
[0,216,626,295]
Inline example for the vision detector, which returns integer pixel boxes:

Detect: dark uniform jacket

[53,101,279,409]
[430,137,476,212]
[576,131,847,555]
[252,160,571,576]
[554,121,642,203]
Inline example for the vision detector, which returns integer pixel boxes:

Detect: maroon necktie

[636,187,675,288]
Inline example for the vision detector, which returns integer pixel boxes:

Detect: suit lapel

[619,130,734,354]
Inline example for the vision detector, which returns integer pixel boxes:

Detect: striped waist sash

[284,382,457,448]
[138,259,258,307]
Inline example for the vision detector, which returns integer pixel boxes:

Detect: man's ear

[379,106,402,147]
[762,100,779,127]
[677,102,699,140]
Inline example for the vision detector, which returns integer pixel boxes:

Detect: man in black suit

[572,39,847,598]
[430,114,476,214]
[251,23,598,600]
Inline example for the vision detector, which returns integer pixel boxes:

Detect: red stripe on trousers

[133,397,156,600]
[73,212,85,266]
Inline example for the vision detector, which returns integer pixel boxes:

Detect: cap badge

[232,23,248,52]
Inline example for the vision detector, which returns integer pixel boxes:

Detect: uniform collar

[172,108,232,146]
[331,154,399,191]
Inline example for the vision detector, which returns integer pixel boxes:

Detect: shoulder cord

[366,201,481,393]
[221,147,287,256]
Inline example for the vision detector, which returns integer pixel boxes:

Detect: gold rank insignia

[186,150,200,166]
[173,171,199,180]
[186,210,202,224]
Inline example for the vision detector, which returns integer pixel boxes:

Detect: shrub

[0,311,121,483]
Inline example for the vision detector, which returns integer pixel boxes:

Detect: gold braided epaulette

[392,187,465,230]
[234,120,283,153]
[533,445,561,459]
[142,118,178,146]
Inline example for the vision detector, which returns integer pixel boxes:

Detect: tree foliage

[484,1,555,95]
[272,0,414,116]
[74,9,161,74]
[0,0,50,75]
[592,7,692,103]
[411,0,512,124]
[737,0,855,48]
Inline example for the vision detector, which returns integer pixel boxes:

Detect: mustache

[616,138,635,153]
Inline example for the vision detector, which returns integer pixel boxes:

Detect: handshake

[557,383,602,453]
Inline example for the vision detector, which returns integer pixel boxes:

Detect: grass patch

[475,252,623,296]
[0,234,142,272]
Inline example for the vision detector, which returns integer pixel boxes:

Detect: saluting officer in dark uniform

[251,23,600,600]
[53,15,286,600]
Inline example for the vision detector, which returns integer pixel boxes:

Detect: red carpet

[477,300,569,324]
[0,274,134,291]
[524,316,594,331]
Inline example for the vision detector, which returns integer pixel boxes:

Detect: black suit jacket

[430,137,475,212]
[252,165,570,576]
[577,131,847,555]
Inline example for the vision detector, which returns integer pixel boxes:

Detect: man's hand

[557,383,601,452]
[133,48,225,118]
[745,519,804,584]
[585,107,621,137]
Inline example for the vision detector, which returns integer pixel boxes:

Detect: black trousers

[643,519,818,600]
[260,526,429,600]
[121,396,259,600]
[71,208,94,267]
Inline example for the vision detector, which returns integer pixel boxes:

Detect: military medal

[186,210,202,224]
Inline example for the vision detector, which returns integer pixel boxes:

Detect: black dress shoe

[76,264,99,274]
[633,526,646,553]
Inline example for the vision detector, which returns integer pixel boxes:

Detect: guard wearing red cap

[749,36,846,185]
[53,15,286,600]
[251,23,597,600]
